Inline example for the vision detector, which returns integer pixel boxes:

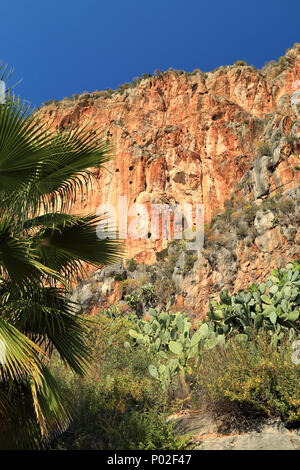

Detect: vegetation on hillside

[40,43,300,108]
[49,260,300,449]
[49,314,190,450]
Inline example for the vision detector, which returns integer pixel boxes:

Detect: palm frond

[32,126,112,213]
[0,370,71,448]
[32,214,123,281]
[0,63,22,95]
[30,365,72,439]
[0,65,124,448]
[0,318,71,445]
[0,382,43,450]
[0,317,44,382]
[0,216,60,285]
[0,98,52,193]
[0,283,92,374]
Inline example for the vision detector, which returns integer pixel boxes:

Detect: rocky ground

[168,411,300,450]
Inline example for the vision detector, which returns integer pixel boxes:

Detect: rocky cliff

[37,44,300,316]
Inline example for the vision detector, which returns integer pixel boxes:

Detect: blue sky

[1,0,299,108]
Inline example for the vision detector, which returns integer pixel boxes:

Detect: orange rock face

[37,45,300,314]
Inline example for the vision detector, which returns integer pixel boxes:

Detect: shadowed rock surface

[168,411,300,450]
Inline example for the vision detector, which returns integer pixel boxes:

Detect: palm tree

[0,66,122,449]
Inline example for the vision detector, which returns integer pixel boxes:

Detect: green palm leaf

[0,317,44,382]
[27,126,113,215]
[33,214,123,281]
[0,98,51,193]
[0,318,72,444]
[0,65,123,448]
[0,284,91,374]
[0,216,60,284]
[29,365,72,439]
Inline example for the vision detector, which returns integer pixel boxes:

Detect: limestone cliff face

[37,45,300,315]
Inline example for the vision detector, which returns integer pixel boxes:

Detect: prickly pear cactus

[208,259,300,343]
[126,303,225,387]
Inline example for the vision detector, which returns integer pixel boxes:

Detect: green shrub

[234,60,248,66]
[285,135,299,147]
[49,314,188,450]
[277,198,295,214]
[101,305,123,319]
[261,195,278,211]
[123,282,157,314]
[42,99,59,106]
[126,257,137,272]
[258,141,272,157]
[161,240,185,278]
[164,252,178,277]
[192,332,300,425]
[278,56,288,68]
[140,283,157,305]
[103,88,114,98]
[156,247,168,261]
[114,272,126,281]
[49,258,300,448]
[184,253,198,273]
[223,198,235,210]
[236,225,249,239]
[119,278,141,295]
[125,290,143,313]
[273,56,289,78]
[50,374,187,450]
[241,203,259,225]
[154,278,176,306]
